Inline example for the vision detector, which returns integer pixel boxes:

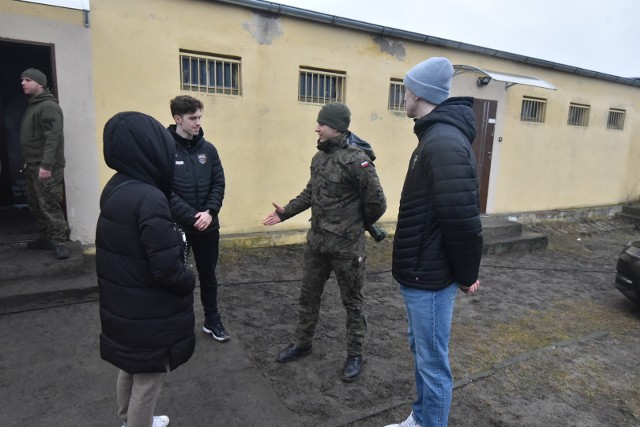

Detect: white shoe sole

[202,325,230,342]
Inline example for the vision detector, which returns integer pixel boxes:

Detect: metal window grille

[520,97,546,123]
[298,68,345,104]
[567,103,590,127]
[180,52,241,95]
[388,80,406,111]
[607,109,625,130]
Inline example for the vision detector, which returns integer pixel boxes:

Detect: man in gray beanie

[263,101,386,383]
[385,57,483,427]
[20,68,70,259]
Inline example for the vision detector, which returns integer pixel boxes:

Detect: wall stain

[372,36,406,61]
[242,12,283,45]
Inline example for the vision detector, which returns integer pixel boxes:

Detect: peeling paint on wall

[373,36,406,60]
[242,12,283,45]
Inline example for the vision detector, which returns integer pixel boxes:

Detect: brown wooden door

[471,98,496,213]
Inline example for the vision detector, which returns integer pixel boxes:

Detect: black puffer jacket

[97,112,196,374]
[392,97,483,290]
[168,125,225,234]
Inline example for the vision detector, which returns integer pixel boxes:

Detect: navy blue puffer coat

[392,97,483,290]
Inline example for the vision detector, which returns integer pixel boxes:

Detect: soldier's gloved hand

[367,224,387,243]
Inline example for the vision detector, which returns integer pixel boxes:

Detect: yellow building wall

[495,67,639,213]
[89,0,640,239]
[90,0,433,236]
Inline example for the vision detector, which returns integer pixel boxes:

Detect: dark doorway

[471,98,497,213]
[0,39,55,243]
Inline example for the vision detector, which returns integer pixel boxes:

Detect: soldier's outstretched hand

[262,202,285,226]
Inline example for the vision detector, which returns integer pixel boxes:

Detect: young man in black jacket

[168,95,229,342]
[386,57,482,427]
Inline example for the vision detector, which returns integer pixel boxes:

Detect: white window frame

[388,79,406,112]
[298,67,345,104]
[180,51,241,96]
[520,97,547,123]
[607,109,626,130]
[567,103,590,127]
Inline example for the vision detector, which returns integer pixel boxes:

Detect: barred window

[180,51,241,95]
[567,103,590,127]
[298,67,345,104]
[520,97,546,123]
[388,79,406,111]
[607,109,626,130]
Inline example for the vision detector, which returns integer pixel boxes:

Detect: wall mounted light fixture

[477,76,492,87]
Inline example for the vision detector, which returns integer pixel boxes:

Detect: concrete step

[481,215,523,237]
[621,203,640,217]
[0,240,86,282]
[483,231,548,255]
[481,216,547,254]
[617,204,640,223]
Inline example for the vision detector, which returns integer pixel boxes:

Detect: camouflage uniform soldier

[20,68,70,260]
[263,102,386,382]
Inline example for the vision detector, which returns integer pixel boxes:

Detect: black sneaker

[54,243,70,260]
[203,322,230,342]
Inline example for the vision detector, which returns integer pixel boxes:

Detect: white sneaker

[384,411,420,427]
[122,415,170,427]
[153,416,170,427]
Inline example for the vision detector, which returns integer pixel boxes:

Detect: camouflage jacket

[20,89,65,170]
[279,133,386,256]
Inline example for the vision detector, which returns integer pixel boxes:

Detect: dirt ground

[212,219,640,426]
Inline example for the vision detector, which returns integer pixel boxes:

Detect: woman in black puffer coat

[97,111,195,427]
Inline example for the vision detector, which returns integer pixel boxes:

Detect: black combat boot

[342,354,363,382]
[276,343,312,363]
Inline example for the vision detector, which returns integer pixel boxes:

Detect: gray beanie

[21,68,48,88]
[403,57,453,105]
[317,102,351,132]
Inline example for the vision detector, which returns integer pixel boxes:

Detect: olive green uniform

[278,134,386,355]
[20,89,69,243]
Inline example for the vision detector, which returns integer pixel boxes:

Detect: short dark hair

[170,95,203,117]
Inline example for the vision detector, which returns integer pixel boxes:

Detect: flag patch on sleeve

[360,161,370,168]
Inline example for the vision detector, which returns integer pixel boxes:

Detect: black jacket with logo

[97,112,196,374]
[168,125,225,234]
[392,97,483,290]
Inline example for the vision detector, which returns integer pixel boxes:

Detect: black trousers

[186,229,221,325]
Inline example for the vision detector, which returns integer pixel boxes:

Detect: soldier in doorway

[19,68,70,259]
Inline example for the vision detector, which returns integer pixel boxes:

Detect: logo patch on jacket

[198,154,207,164]
[175,160,184,165]
[360,161,370,168]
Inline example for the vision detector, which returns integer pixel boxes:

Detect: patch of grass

[451,298,638,378]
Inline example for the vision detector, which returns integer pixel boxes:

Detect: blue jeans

[400,282,459,427]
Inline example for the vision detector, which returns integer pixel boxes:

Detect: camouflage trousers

[24,165,70,243]
[294,245,367,356]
